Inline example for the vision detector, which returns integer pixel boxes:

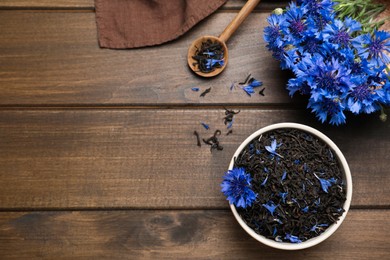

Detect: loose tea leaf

[200,87,211,97]
[233,128,347,243]
[223,108,240,129]
[203,130,223,152]
[259,88,266,96]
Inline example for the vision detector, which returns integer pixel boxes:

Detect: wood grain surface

[0,11,294,106]
[0,210,388,259]
[1,0,389,259]
[0,3,388,106]
[1,109,389,209]
[0,0,94,9]
[0,0,285,10]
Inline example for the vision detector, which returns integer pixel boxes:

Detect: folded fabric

[95,0,227,49]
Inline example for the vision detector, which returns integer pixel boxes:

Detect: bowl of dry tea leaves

[221,123,352,250]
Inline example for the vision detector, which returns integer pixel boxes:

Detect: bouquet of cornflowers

[264,0,390,125]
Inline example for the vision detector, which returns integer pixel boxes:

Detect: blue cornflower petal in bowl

[224,123,352,250]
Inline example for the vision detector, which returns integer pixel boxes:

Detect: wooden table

[0,0,389,258]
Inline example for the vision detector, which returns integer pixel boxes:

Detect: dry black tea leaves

[192,39,224,73]
[224,108,240,129]
[259,87,266,96]
[203,130,223,152]
[233,128,346,243]
[200,87,212,97]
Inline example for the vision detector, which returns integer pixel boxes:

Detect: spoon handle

[219,0,261,44]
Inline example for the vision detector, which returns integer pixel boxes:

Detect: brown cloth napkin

[95,0,228,49]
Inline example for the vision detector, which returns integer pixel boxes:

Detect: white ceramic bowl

[228,123,352,250]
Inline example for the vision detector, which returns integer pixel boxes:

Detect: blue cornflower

[300,0,334,17]
[302,206,309,213]
[285,2,307,43]
[249,144,255,154]
[334,47,356,64]
[261,175,269,186]
[299,55,351,94]
[348,59,370,75]
[242,85,255,96]
[241,78,263,96]
[205,58,224,70]
[287,77,310,96]
[308,91,347,125]
[221,168,257,208]
[281,170,287,181]
[310,223,329,233]
[347,76,384,114]
[249,79,263,88]
[381,81,390,105]
[303,2,334,31]
[279,192,288,203]
[352,30,390,66]
[201,122,210,130]
[270,47,300,71]
[299,36,329,56]
[227,119,234,129]
[283,49,300,70]
[265,139,283,158]
[264,14,288,50]
[314,173,337,193]
[264,0,390,125]
[322,18,361,48]
[262,201,279,216]
[273,227,278,236]
[285,233,302,243]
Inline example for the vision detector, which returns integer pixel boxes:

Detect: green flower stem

[334,0,388,34]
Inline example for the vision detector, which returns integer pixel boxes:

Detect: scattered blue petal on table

[201,122,210,130]
[241,78,263,96]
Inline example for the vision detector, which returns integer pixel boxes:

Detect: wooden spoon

[187,0,261,77]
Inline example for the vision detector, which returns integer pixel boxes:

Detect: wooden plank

[0,0,286,10]
[0,109,389,209]
[0,0,94,9]
[1,8,389,106]
[0,210,388,259]
[225,0,288,10]
[0,11,294,106]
